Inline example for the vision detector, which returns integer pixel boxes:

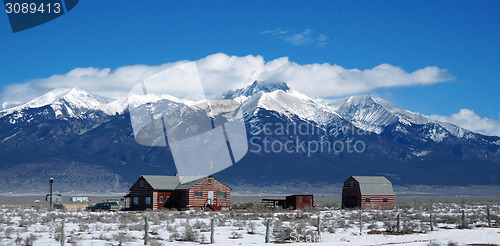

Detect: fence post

[461,210,465,229]
[60,220,65,246]
[487,206,491,227]
[359,212,362,234]
[265,219,270,243]
[210,218,215,244]
[317,216,321,241]
[396,214,400,233]
[430,213,433,231]
[144,217,148,245]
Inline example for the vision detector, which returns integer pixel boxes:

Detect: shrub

[193,220,207,230]
[24,234,37,246]
[113,232,129,246]
[229,231,243,239]
[180,223,199,242]
[246,221,256,234]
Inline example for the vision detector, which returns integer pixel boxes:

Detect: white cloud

[431,109,500,137]
[261,28,329,47]
[0,53,454,109]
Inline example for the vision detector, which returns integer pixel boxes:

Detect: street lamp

[49,178,54,208]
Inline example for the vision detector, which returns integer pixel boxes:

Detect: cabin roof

[141,175,206,190]
[175,177,207,190]
[351,176,394,196]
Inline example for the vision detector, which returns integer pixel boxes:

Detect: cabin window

[133,197,138,205]
[139,180,144,188]
[217,192,227,199]
[159,196,163,203]
[383,197,388,203]
[145,197,151,205]
[194,191,203,197]
[208,178,212,184]
[349,181,354,188]
[365,198,370,203]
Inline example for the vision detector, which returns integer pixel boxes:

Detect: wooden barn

[341,176,394,209]
[124,175,231,211]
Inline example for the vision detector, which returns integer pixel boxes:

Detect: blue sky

[0,1,499,135]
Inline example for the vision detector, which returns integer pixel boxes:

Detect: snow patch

[428,128,447,143]
[413,150,431,157]
[395,124,409,134]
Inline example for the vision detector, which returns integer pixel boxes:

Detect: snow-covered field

[0,197,499,246]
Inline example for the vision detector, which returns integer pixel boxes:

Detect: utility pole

[49,178,54,208]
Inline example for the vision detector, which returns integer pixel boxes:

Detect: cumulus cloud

[0,53,454,109]
[261,28,329,47]
[431,109,500,137]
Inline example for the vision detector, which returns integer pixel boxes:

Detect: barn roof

[141,175,206,190]
[352,176,394,196]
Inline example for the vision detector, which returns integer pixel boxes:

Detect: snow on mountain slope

[0,83,488,144]
[224,82,485,142]
[327,95,430,134]
[223,80,290,100]
[239,87,341,124]
[433,120,476,139]
[0,88,125,119]
[326,94,484,143]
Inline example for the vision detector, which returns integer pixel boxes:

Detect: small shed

[262,198,286,208]
[341,176,394,209]
[262,195,314,210]
[286,195,314,210]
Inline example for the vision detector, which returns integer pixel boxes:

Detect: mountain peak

[328,94,429,134]
[0,87,118,118]
[223,81,290,99]
[344,94,395,109]
[24,87,114,109]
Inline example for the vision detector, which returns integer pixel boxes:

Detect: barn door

[208,191,214,205]
[346,196,358,208]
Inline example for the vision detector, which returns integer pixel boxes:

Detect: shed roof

[141,175,206,190]
[351,176,394,196]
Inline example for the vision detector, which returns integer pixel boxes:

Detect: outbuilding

[341,176,394,209]
[262,195,314,210]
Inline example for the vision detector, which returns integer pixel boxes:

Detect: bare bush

[229,231,243,239]
[179,223,199,242]
[113,232,129,246]
[246,221,257,234]
[24,233,37,246]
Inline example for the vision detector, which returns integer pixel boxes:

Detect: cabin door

[208,191,214,205]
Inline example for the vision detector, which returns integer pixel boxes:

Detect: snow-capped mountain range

[0,81,499,193]
[0,82,487,141]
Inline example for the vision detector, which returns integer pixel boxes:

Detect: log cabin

[124,175,231,211]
